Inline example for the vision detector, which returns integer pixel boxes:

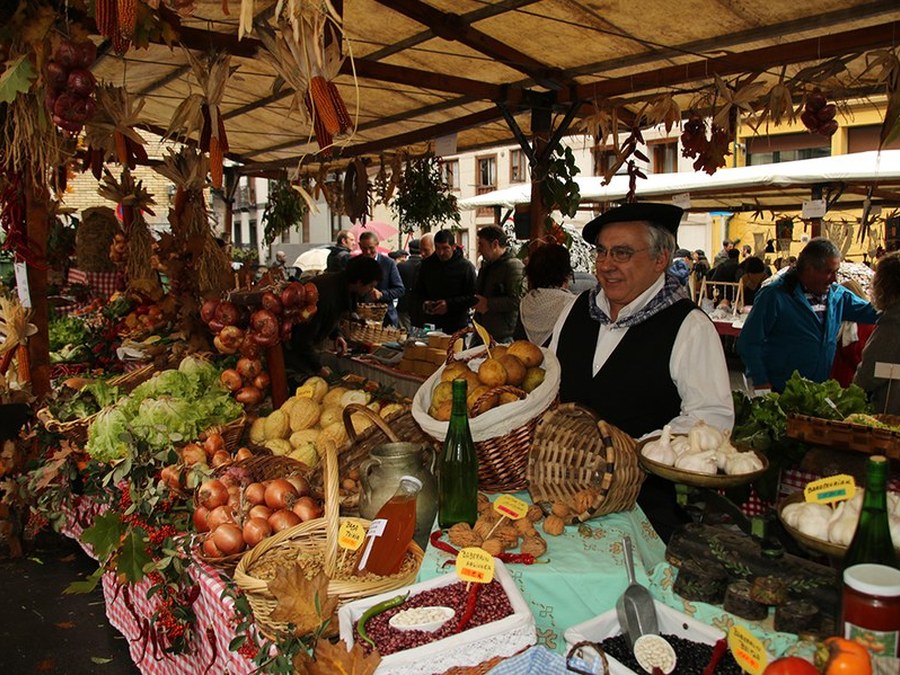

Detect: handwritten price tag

[493,494,528,520]
[456,547,495,584]
[804,475,856,504]
[728,625,768,675]
[338,520,366,551]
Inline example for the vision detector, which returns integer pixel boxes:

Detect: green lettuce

[85,408,131,463]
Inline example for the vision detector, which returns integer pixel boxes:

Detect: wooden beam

[343,60,505,101]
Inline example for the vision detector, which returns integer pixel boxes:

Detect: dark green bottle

[438,379,478,528]
[844,455,898,570]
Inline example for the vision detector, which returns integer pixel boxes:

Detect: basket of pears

[411,332,561,492]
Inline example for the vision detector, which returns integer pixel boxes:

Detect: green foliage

[119,527,153,582]
[778,370,870,418]
[0,56,36,104]
[535,145,581,227]
[79,512,127,562]
[262,178,307,247]
[48,315,89,351]
[390,155,460,233]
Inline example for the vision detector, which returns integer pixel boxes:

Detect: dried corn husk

[76,207,120,272]
[0,293,32,357]
[83,85,147,162]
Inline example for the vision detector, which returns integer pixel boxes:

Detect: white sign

[671,193,691,209]
[801,199,827,219]
[434,134,458,157]
[14,262,31,308]
[874,362,900,380]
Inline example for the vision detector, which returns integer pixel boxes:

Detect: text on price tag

[804,474,855,504]
[338,520,366,551]
[456,547,495,584]
[492,494,528,520]
[728,625,768,675]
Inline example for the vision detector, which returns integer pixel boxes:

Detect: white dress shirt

[549,275,735,438]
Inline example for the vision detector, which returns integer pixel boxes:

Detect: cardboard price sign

[493,494,528,520]
[338,520,366,551]
[804,475,856,505]
[456,547,495,584]
[728,625,768,675]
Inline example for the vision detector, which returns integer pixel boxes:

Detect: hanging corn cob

[82,85,148,175]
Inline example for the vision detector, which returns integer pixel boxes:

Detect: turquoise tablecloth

[418,500,666,654]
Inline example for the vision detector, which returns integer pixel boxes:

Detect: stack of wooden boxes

[398,333,461,377]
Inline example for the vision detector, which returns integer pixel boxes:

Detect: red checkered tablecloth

[59,496,257,674]
[67,268,123,299]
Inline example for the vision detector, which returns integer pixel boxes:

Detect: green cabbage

[85,408,131,463]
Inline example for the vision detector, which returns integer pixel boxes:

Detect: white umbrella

[293,247,331,272]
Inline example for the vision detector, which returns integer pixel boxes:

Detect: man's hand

[473,295,488,314]
[334,336,348,356]
[370,288,383,300]
[431,299,448,315]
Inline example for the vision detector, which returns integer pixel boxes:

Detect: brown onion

[198,479,229,510]
[181,443,207,466]
[285,474,310,497]
[219,325,246,350]
[280,282,305,308]
[252,372,271,390]
[202,536,222,558]
[291,496,323,522]
[235,447,253,462]
[236,357,263,380]
[211,450,232,468]
[242,517,272,547]
[207,505,234,531]
[260,291,283,316]
[204,433,226,456]
[235,386,263,406]
[304,283,319,305]
[213,523,246,556]
[244,482,266,506]
[220,368,243,391]
[160,465,182,491]
[265,479,298,510]
[214,301,241,326]
[200,298,220,324]
[192,506,210,533]
[248,504,272,521]
[268,509,301,532]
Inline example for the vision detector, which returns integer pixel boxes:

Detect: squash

[289,398,321,431]
[263,410,290,440]
[264,438,293,456]
[289,429,321,448]
[249,417,267,444]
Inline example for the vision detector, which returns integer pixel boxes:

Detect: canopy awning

[457,151,900,214]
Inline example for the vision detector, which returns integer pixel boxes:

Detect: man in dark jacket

[359,231,405,326]
[396,239,423,331]
[284,255,381,381]
[473,225,524,343]
[325,230,356,273]
[414,229,476,333]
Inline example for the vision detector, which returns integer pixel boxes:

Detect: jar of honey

[841,563,900,664]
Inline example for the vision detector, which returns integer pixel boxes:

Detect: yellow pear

[498,391,521,406]
[508,340,544,368]
[468,384,498,415]
[441,362,470,382]
[490,345,508,360]
[498,354,526,387]
[431,380,454,409]
[522,366,546,393]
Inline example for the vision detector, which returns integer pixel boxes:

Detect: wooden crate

[786,414,900,460]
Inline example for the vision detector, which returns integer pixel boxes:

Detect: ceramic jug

[358,442,438,549]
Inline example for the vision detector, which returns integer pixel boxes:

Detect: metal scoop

[616,536,659,647]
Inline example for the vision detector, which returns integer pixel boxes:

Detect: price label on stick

[338,520,366,551]
[493,494,528,520]
[727,625,768,675]
[804,475,856,505]
[456,547,495,584]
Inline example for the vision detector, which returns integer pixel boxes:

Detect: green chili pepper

[357,592,409,648]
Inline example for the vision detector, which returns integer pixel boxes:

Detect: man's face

[420,237,434,258]
[798,256,841,295]
[594,222,668,312]
[359,237,378,258]
[435,241,454,262]
[345,233,357,250]
[477,237,499,263]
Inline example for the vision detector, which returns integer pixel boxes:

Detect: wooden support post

[266,343,289,410]
[528,104,551,242]
[810,184,823,238]
[23,174,50,400]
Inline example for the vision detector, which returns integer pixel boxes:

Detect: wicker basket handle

[342,403,401,445]
[444,326,494,365]
[323,424,340,578]
[470,384,527,417]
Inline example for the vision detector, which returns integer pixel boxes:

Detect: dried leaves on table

[267,564,338,637]
[294,639,381,675]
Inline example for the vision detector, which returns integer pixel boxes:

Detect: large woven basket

[527,404,645,524]
[340,319,407,345]
[336,403,436,512]
[786,413,900,461]
[233,433,424,640]
[356,302,388,323]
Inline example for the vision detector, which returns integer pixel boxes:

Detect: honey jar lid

[843,564,900,597]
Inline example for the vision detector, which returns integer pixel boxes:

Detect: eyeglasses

[595,246,648,263]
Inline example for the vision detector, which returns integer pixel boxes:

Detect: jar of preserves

[841,563,900,666]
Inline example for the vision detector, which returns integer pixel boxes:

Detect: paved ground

[0,532,138,675]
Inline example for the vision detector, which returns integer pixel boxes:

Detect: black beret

[582,203,684,244]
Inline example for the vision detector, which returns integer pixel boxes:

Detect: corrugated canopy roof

[78,0,900,176]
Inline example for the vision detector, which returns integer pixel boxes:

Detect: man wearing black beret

[548,203,734,541]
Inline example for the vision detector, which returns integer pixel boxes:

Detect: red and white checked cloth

[67,268,123,299]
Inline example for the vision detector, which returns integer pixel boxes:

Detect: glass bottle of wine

[844,455,897,570]
[438,379,478,528]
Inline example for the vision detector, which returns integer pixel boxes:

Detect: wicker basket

[201,414,247,453]
[527,404,645,524]
[356,302,388,323]
[195,454,314,570]
[340,319,407,345]
[786,413,900,460]
[335,403,436,512]
[233,432,424,639]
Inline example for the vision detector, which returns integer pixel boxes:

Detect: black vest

[557,292,696,438]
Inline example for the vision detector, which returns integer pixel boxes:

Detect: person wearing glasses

[548,203,734,541]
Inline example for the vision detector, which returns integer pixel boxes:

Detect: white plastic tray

[564,600,724,675]
[339,560,535,675]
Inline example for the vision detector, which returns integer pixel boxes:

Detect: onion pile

[159,433,231,493]
[44,38,97,133]
[193,473,323,558]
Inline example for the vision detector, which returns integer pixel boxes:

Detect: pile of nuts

[447,494,548,558]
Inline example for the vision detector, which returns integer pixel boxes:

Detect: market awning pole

[24,173,50,400]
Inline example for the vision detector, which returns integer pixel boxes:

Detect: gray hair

[645,223,676,259]
[797,237,841,272]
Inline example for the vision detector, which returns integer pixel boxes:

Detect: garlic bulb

[724,451,764,475]
[687,420,724,453]
[674,449,717,475]
[715,430,738,470]
[827,501,857,546]
[781,503,806,529]
[888,491,900,518]
[670,435,691,457]
[794,502,833,541]
[642,425,676,466]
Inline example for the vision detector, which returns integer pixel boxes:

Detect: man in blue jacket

[358,231,405,326]
[737,237,877,393]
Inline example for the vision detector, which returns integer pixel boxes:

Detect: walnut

[477,493,492,513]
[473,518,495,541]
[521,535,547,558]
[526,504,544,522]
[572,488,598,514]
[514,518,537,536]
[481,538,506,556]
[493,525,520,549]
[551,501,571,518]
[542,514,565,536]
[448,522,482,548]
